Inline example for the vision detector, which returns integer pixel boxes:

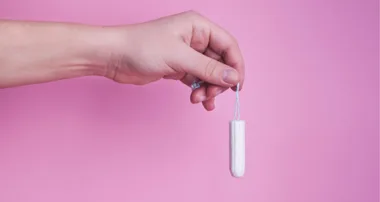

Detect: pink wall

[0,0,378,202]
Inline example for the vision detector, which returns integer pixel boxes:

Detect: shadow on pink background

[0,0,378,202]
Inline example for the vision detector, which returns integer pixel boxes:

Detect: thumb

[175,46,240,87]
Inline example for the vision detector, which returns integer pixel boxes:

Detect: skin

[0,11,245,111]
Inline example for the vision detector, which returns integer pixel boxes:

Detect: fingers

[202,98,215,111]
[180,47,229,111]
[184,80,216,111]
[190,84,207,103]
[174,45,240,88]
[205,20,245,90]
[206,85,227,99]
[185,12,245,90]
[191,85,216,111]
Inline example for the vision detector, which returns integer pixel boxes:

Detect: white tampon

[230,120,245,177]
[192,79,246,177]
[230,83,245,178]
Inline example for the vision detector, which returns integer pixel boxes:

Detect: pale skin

[0,11,245,111]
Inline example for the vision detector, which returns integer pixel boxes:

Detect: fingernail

[197,95,206,102]
[223,69,239,85]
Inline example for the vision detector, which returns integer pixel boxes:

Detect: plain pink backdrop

[0,0,379,202]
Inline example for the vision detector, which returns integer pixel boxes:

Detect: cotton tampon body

[230,120,245,177]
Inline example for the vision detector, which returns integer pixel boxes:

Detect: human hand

[91,11,245,111]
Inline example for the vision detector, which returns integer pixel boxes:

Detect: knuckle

[227,34,238,46]
[231,35,238,44]
[185,10,199,16]
[184,10,203,20]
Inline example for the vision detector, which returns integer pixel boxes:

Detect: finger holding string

[204,17,245,91]
[199,47,228,111]
[180,22,229,110]
[187,23,245,110]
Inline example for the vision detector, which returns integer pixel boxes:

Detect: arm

[0,20,108,88]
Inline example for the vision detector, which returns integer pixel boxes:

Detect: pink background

[0,0,379,202]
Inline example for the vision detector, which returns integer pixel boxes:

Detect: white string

[234,83,240,120]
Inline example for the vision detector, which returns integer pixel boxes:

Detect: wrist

[77,25,132,79]
[67,25,114,77]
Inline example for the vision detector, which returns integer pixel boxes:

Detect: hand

[97,11,245,111]
[0,11,245,111]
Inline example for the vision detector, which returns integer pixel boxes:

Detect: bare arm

[0,20,108,88]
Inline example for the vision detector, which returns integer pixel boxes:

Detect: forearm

[0,20,109,88]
